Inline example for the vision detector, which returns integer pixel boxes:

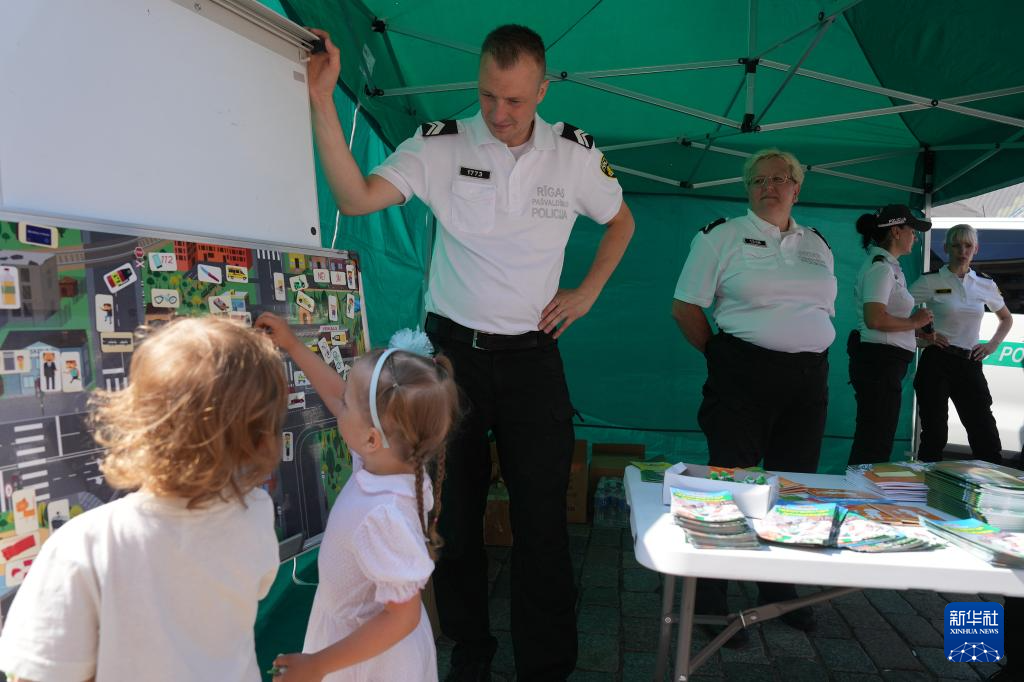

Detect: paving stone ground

[436,525,1008,681]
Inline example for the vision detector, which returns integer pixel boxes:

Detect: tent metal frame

[360,3,1023,207]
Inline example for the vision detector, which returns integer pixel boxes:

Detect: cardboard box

[483,481,513,546]
[588,443,645,518]
[566,439,588,524]
[661,463,779,518]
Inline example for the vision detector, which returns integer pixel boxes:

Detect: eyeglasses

[748,175,794,188]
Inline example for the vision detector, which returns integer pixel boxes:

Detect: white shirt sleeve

[861,262,896,305]
[908,274,932,305]
[352,504,434,605]
[983,278,1007,313]
[575,147,624,225]
[674,231,722,308]
[0,531,101,682]
[370,132,430,204]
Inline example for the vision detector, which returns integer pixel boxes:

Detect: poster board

[0,218,369,599]
[0,0,321,247]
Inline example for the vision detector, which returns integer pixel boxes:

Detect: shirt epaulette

[559,123,594,149]
[872,254,886,264]
[977,271,994,280]
[420,120,458,137]
[808,227,831,251]
[701,218,727,234]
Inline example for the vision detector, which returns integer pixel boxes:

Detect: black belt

[934,344,975,360]
[425,313,555,351]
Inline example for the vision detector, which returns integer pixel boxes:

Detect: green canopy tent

[264,0,1024,467]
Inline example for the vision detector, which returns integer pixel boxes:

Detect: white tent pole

[932,142,1024,151]
[754,16,834,127]
[691,177,745,189]
[383,25,479,55]
[744,0,758,129]
[565,75,741,128]
[611,166,683,187]
[912,152,935,461]
[946,85,1024,105]
[753,0,866,60]
[601,138,679,152]
[813,150,920,169]
[758,104,927,131]
[571,61,739,79]
[686,74,748,183]
[809,167,923,193]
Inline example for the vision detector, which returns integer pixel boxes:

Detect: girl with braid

[256,313,459,682]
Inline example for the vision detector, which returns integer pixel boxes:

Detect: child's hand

[255,312,301,353]
[270,652,325,681]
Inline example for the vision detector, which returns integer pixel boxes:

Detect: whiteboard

[0,0,321,247]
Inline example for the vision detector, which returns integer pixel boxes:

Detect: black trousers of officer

[696,331,829,613]
[426,314,577,681]
[847,333,914,466]
[915,345,1002,464]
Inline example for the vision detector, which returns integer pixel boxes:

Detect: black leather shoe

[444,638,497,682]
[779,606,816,632]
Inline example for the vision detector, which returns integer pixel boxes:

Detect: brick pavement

[437,525,1008,681]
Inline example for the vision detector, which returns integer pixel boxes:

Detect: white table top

[625,466,1024,597]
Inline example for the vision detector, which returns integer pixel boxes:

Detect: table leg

[671,576,697,682]
[654,574,676,681]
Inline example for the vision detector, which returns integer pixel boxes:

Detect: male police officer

[307,24,634,681]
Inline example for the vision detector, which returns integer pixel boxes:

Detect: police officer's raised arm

[307,30,405,216]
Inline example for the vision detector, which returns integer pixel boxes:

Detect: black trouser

[698,332,829,472]
[914,345,1002,464]
[696,332,829,614]
[426,315,577,681]
[847,332,914,465]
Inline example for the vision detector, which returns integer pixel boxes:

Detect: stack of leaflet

[837,512,940,553]
[925,460,1024,531]
[846,462,929,503]
[669,487,760,549]
[921,517,1024,568]
[752,503,843,547]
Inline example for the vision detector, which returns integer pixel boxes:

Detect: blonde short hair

[743,148,805,186]
[92,316,287,508]
[946,223,979,249]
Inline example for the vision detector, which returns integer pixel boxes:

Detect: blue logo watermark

[944,602,1003,663]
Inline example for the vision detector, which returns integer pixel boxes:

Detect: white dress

[303,455,438,681]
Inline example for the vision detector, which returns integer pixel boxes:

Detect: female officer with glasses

[909,223,1013,464]
[848,205,933,465]
[672,148,836,635]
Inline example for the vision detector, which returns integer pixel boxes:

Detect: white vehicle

[926,218,1024,457]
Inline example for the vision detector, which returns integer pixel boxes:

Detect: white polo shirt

[673,210,837,353]
[855,246,916,352]
[910,266,1006,349]
[371,112,623,335]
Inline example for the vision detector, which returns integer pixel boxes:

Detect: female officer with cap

[910,223,1013,464]
[848,205,933,465]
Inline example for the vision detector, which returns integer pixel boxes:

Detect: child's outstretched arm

[271,594,421,681]
[255,312,345,419]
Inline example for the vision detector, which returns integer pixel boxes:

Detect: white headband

[368,348,399,449]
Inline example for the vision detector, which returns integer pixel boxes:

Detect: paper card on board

[208,295,231,314]
[60,351,84,393]
[289,274,309,291]
[228,311,252,327]
[282,432,294,462]
[103,263,137,294]
[17,222,59,249]
[95,294,115,332]
[273,272,287,301]
[100,332,134,353]
[39,351,62,393]
[150,288,180,308]
[317,338,333,364]
[148,252,177,271]
[5,557,35,587]
[197,264,222,284]
[346,263,356,289]
[293,370,310,387]
[345,293,355,319]
[46,498,71,531]
[331,346,345,371]
[0,266,22,309]
[330,270,345,287]
[328,294,338,321]
[312,268,330,284]
[295,290,315,313]
[12,489,39,535]
[225,264,249,283]
[288,392,306,410]
[0,531,41,562]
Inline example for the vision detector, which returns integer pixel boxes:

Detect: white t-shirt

[673,210,837,353]
[0,489,279,682]
[372,112,623,335]
[303,453,436,681]
[855,246,916,352]
[910,266,1006,349]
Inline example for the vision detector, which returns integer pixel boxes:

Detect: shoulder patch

[808,227,831,251]
[700,218,727,234]
[560,123,594,149]
[872,254,886,264]
[977,271,993,280]
[420,120,458,137]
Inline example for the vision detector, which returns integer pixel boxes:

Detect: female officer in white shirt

[848,205,934,465]
[910,223,1013,463]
